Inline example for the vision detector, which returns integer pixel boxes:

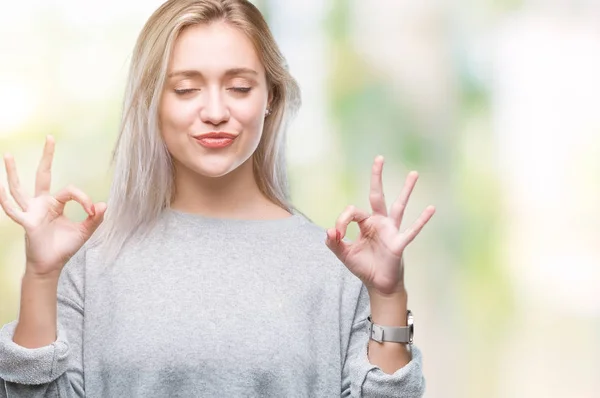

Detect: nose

[199,88,230,126]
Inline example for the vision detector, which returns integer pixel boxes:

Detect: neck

[170,157,290,220]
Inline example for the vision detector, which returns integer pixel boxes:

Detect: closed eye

[174,88,199,95]
[229,87,252,93]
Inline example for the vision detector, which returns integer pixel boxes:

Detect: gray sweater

[0,209,425,397]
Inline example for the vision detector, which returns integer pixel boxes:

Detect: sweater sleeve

[342,284,426,397]
[0,248,87,397]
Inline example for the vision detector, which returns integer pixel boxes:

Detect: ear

[265,94,274,118]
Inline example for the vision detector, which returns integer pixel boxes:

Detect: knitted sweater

[0,209,425,397]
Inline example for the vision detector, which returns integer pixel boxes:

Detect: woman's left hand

[325,156,435,296]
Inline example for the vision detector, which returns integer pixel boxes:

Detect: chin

[183,156,244,179]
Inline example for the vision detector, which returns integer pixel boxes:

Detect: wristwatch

[366,310,414,344]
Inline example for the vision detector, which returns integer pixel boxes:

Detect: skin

[325,157,435,373]
[0,138,106,348]
[161,21,288,220]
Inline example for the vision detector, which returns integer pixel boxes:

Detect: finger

[0,183,25,224]
[4,154,30,210]
[369,155,387,216]
[35,135,55,196]
[392,205,435,252]
[324,227,351,262]
[389,171,419,229]
[332,205,371,242]
[54,185,95,217]
[79,202,107,238]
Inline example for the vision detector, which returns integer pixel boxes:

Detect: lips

[193,132,238,149]
[194,132,238,140]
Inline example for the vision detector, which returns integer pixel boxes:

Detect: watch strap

[366,310,414,344]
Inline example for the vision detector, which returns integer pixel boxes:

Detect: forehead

[168,21,264,76]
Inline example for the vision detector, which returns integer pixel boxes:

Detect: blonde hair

[92,0,301,263]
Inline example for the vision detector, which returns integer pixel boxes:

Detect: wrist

[367,284,407,300]
[367,288,408,326]
[23,268,61,285]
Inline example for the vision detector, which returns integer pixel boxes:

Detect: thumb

[80,202,107,237]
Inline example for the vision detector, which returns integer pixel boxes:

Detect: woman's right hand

[0,136,107,279]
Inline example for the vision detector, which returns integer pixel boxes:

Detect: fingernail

[336,230,341,243]
[90,205,96,217]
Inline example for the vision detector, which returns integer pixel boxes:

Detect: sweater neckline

[165,207,306,230]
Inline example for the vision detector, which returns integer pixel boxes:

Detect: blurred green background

[1,1,599,397]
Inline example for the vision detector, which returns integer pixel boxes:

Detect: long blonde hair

[93,0,301,262]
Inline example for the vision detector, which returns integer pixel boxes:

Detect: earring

[265,108,271,117]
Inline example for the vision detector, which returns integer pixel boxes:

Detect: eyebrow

[167,68,259,79]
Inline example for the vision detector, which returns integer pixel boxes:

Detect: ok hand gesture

[0,136,106,278]
[325,156,435,295]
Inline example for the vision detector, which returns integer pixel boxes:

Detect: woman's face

[160,21,269,178]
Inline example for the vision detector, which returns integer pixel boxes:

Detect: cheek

[160,97,197,132]
[231,101,265,134]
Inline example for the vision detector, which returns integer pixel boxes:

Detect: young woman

[0,0,435,396]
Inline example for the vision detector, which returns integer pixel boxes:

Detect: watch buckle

[370,323,384,343]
